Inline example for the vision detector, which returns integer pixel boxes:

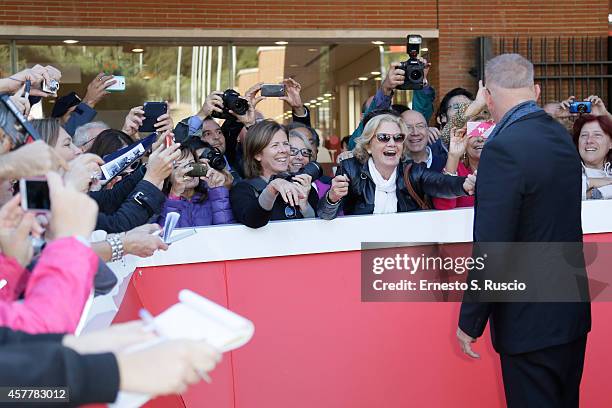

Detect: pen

[138,308,160,335]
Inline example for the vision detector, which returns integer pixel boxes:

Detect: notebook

[110,290,254,408]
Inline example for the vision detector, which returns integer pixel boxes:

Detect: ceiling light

[131,48,144,53]
[317,97,324,101]
[275,41,289,45]
[371,41,385,46]
[358,77,368,81]
[289,64,299,68]
[324,93,332,97]
[143,75,151,80]
[308,48,318,52]
[304,102,311,107]
[316,103,322,106]
[63,39,79,44]
[322,100,329,104]
[375,77,382,81]
[370,71,380,75]
[421,47,429,52]
[310,99,317,104]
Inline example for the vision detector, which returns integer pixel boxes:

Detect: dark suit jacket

[458,110,591,355]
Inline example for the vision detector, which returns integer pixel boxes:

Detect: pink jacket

[0,237,98,334]
[432,162,476,210]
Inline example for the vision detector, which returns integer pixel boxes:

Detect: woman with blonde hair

[318,114,475,219]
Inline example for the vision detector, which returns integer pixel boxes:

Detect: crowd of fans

[0,53,610,405]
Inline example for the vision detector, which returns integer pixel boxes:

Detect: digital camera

[198,142,226,171]
[569,101,592,114]
[396,35,425,91]
[211,89,249,120]
[270,161,323,183]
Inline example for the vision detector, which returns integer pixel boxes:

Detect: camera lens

[409,69,423,81]
[577,104,586,114]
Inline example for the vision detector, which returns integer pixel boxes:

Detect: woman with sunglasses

[318,114,475,220]
[230,120,318,228]
[433,127,485,210]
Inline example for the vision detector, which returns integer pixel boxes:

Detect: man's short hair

[73,121,109,147]
[485,53,534,89]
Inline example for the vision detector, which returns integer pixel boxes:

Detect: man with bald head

[457,54,590,407]
[400,110,446,172]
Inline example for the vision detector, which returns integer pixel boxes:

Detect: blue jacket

[157,185,234,228]
[63,103,97,137]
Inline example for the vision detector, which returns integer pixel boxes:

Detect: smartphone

[106,75,126,92]
[261,84,285,97]
[139,102,168,133]
[19,178,50,212]
[185,163,209,177]
[569,101,592,114]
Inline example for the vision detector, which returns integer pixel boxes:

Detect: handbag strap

[402,163,431,210]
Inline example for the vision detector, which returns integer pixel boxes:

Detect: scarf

[486,100,543,143]
[368,158,397,214]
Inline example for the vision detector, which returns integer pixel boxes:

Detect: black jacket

[0,328,119,406]
[230,176,319,228]
[459,110,591,355]
[317,157,467,219]
[90,166,166,233]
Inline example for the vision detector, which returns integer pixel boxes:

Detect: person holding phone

[157,145,234,228]
[432,126,484,210]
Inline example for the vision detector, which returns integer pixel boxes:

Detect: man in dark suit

[457,54,591,407]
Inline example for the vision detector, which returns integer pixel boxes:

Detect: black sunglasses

[290,147,313,158]
[375,133,406,143]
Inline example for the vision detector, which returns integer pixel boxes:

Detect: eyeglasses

[375,133,406,143]
[404,124,427,133]
[290,147,313,158]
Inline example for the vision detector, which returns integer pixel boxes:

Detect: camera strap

[402,163,431,210]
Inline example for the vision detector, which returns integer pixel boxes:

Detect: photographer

[347,58,437,151]
[318,114,474,220]
[230,120,318,228]
[86,130,179,233]
[547,95,612,133]
[0,65,61,98]
[438,81,489,148]
[157,144,234,228]
[572,114,612,200]
[0,172,99,334]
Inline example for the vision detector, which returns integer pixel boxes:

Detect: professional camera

[211,89,249,120]
[569,101,592,114]
[270,161,323,183]
[396,35,425,91]
[198,142,226,171]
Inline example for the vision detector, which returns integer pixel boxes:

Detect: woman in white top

[572,114,612,200]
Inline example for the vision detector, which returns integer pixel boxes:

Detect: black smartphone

[19,178,51,212]
[139,102,168,133]
[261,84,285,97]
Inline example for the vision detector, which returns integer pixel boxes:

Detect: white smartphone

[19,177,51,213]
[106,75,126,92]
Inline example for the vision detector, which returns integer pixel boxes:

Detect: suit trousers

[500,335,587,408]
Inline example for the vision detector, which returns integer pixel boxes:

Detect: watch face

[284,205,297,219]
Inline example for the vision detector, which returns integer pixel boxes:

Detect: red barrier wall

[113,233,612,408]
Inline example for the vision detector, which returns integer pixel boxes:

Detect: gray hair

[73,121,109,147]
[288,129,313,151]
[353,114,410,164]
[485,53,534,89]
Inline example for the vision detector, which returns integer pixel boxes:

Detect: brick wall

[0,0,609,107]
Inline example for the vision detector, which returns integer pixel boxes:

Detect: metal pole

[176,46,182,105]
[10,40,18,74]
[231,45,237,89]
[216,46,223,92]
[206,46,213,96]
[191,46,198,112]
